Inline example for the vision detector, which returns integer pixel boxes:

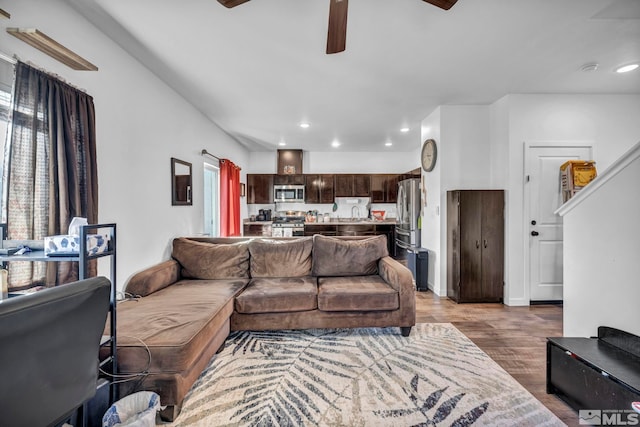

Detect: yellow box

[560,160,597,190]
[560,160,597,202]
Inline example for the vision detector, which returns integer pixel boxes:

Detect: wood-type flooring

[415,291,578,426]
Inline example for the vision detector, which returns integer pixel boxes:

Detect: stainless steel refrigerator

[395,177,421,260]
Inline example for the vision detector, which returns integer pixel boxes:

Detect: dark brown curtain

[4,62,98,288]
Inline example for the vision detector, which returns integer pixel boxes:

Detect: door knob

[531,231,539,236]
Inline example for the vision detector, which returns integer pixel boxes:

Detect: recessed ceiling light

[400,127,410,133]
[299,122,310,129]
[278,142,286,146]
[385,142,393,147]
[580,63,599,72]
[615,63,639,73]
[331,140,340,148]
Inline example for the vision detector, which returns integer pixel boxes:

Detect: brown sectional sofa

[112,234,415,421]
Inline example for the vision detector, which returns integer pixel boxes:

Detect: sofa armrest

[378,256,416,325]
[125,259,181,297]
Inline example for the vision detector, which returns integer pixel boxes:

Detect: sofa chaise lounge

[111,234,416,420]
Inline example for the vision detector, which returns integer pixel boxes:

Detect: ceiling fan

[217,0,459,54]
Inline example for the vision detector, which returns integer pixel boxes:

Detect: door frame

[522,141,595,304]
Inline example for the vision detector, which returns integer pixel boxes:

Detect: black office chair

[0,277,111,427]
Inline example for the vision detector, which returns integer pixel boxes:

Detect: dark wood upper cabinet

[305,174,334,203]
[334,174,370,197]
[353,175,370,197]
[273,174,305,185]
[386,175,398,202]
[246,174,274,204]
[334,175,352,197]
[370,174,399,203]
[277,149,303,175]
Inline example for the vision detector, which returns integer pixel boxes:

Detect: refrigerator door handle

[396,228,410,237]
[397,184,405,223]
[395,239,411,249]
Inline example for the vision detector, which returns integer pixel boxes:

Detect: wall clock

[421,139,437,172]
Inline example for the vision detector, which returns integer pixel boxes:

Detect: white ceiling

[67,0,640,152]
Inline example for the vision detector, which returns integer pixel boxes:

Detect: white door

[526,143,593,302]
[203,163,219,236]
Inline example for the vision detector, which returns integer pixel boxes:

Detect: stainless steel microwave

[274,185,305,203]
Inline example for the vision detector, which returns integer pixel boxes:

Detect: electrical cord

[116,291,141,302]
[99,334,152,384]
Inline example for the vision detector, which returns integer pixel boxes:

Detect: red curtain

[220,159,241,236]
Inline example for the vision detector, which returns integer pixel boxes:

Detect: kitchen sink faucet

[351,205,360,220]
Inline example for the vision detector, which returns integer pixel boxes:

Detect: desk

[0,223,118,407]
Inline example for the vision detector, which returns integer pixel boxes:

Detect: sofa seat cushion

[172,238,249,279]
[235,277,318,314]
[114,279,248,374]
[317,276,399,312]
[312,234,389,277]
[249,238,313,278]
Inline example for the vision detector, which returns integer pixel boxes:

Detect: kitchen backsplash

[248,197,396,220]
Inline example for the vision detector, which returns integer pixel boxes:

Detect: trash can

[102,392,162,427]
[415,249,429,292]
[407,248,429,292]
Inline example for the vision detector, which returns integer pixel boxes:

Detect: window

[203,162,219,236]
[0,57,15,222]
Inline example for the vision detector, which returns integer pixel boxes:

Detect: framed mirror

[171,158,192,206]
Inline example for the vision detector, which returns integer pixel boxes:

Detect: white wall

[422,95,640,305]
[421,105,492,296]
[503,94,640,305]
[249,150,418,175]
[1,0,249,290]
[421,108,441,293]
[559,142,640,337]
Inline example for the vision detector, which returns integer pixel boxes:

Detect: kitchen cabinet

[337,224,376,236]
[375,223,396,257]
[303,224,337,237]
[370,174,398,203]
[243,223,272,237]
[305,174,334,203]
[447,190,504,303]
[274,174,305,185]
[247,174,274,204]
[277,149,303,175]
[334,174,370,197]
[304,223,395,255]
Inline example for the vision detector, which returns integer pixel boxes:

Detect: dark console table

[547,327,640,412]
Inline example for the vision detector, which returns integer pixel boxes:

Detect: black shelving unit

[80,223,117,405]
[0,223,118,405]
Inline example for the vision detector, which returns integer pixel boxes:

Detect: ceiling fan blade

[422,0,458,10]
[326,0,348,54]
[217,0,251,8]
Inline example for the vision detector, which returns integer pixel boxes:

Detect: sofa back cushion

[312,234,389,277]
[172,238,250,279]
[249,238,313,278]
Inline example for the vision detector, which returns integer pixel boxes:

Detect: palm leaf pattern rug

[168,323,563,426]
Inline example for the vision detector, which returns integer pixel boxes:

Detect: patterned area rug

[168,323,564,426]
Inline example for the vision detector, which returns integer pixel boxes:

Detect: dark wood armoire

[447,190,504,303]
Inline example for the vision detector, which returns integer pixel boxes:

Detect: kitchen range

[271,212,305,237]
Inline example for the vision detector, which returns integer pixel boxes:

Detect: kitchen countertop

[305,219,396,225]
[244,219,396,226]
